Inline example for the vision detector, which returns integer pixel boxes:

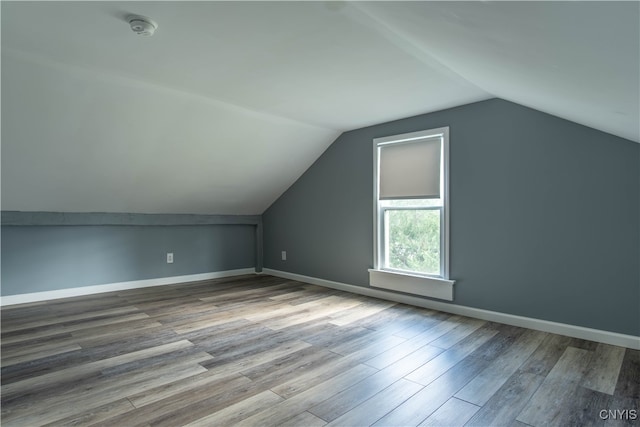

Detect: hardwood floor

[1,274,637,426]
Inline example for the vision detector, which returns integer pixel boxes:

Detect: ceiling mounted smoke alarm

[128,15,158,36]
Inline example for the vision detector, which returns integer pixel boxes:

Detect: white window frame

[370,127,454,301]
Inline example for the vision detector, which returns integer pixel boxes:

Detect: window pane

[384,209,441,275]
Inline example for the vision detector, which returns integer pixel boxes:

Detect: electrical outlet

[281,251,287,261]
[167,253,174,263]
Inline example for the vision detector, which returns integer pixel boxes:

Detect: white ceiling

[2,1,638,215]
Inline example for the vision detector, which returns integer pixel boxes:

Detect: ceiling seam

[348,3,492,97]
[2,47,338,134]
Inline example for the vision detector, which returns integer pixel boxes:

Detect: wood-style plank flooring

[1,274,638,426]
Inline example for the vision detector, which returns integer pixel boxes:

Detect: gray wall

[263,98,640,336]
[1,224,256,296]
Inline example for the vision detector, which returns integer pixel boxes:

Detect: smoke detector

[128,15,158,36]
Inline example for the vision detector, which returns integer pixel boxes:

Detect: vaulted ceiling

[2,1,638,215]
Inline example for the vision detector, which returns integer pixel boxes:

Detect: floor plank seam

[1,275,636,427]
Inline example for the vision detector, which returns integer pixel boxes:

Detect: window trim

[371,127,453,300]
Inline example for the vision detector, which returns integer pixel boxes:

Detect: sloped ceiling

[2,1,638,215]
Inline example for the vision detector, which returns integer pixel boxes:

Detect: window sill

[368,269,454,301]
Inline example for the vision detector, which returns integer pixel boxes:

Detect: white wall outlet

[167,252,174,263]
[281,251,287,261]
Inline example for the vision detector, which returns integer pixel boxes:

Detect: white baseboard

[262,268,640,350]
[0,268,256,306]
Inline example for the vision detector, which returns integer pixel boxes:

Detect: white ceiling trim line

[349,3,490,95]
[3,47,337,134]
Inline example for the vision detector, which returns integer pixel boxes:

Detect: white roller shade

[379,137,441,199]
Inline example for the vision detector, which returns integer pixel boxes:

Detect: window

[370,127,454,300]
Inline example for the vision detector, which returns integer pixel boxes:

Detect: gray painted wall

[263,98,640,336]
[1,224,256,296]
